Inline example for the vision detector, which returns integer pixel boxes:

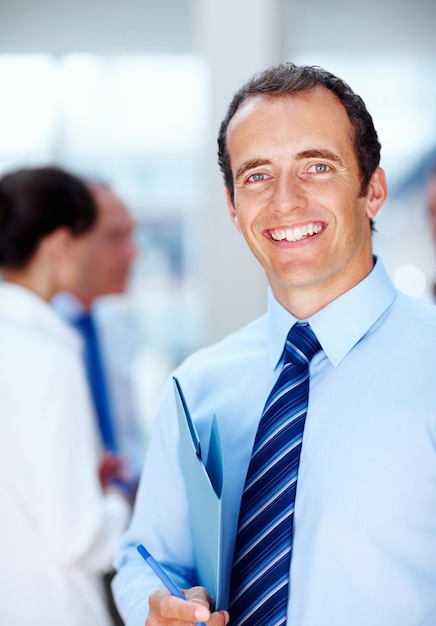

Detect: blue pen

[136,544,207,626]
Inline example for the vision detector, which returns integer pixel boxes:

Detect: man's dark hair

[0,165,97,268]
[217,63,381,230]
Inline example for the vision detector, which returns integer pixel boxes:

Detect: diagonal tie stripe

[229,322,321,626]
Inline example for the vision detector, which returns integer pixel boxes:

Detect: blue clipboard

[173,377,224,608]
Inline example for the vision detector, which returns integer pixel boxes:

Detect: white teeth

[271,223,323,242]
[293,227,302,241]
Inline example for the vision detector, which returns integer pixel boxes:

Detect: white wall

[282,0,436,55]
[1,0,435,342]
[0,0,193,53]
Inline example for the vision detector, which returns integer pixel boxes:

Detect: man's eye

[309,163,330,173]
[249,172,266,182]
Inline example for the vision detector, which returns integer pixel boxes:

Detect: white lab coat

[0,282,130,625]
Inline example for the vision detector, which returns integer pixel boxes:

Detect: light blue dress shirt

[113,258,436,626]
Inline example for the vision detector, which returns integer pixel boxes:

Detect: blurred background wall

[1,0,436,426]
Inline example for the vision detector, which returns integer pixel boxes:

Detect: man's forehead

[227,87,354,157]
[231,87,341,121]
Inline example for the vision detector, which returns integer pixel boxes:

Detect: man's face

[73,185,137,305]
[225,87,386,314]
[426,174,436,242]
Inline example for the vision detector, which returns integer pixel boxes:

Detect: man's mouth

[270,223,324,242]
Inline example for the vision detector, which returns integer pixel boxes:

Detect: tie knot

[284,322,321,365]
[73,311,95,335]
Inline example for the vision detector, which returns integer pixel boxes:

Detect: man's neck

[271,260,375,320]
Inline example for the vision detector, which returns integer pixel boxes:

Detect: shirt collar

[51,291,88,321]
[0,282,82,351]
[267,257,397,370]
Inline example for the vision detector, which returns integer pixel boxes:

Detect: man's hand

[99,451,126,490]
[146,586,230,625]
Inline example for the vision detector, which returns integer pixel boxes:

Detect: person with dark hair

[0,166,131,625]
[52,180,143,626]
[113,63,436,626]
[53,181,143,494]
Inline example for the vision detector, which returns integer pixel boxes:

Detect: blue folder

[173,377,224,609]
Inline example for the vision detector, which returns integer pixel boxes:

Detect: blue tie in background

[73,312,117,452]
[229,322,321,626]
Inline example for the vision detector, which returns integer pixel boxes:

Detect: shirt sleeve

[112,376,198,625]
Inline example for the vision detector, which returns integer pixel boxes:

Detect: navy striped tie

[229,322,321,626]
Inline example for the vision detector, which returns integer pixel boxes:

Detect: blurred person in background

[52,180,145,626]
[53,181,145,494]
[0,166,131,625]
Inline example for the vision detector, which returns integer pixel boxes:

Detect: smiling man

[113,63,436,626]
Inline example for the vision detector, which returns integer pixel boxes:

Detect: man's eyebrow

[296,149,345,165]
[234,159,271,183]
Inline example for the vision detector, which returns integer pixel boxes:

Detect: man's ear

[366,167,388,220]
[44,227,73,261]
[226,188,241,233]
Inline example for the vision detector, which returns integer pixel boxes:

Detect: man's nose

[269,173,308,214]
